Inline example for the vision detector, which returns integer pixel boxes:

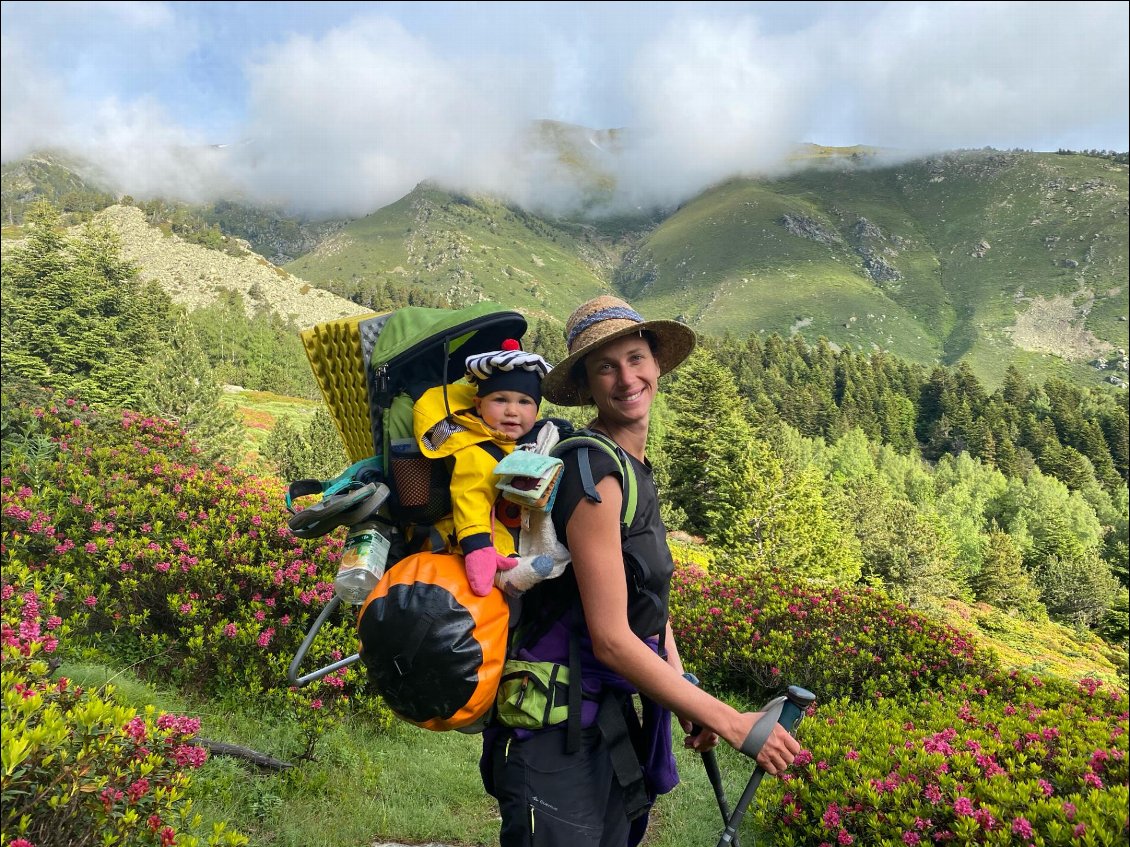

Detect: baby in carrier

[413,339,567,596]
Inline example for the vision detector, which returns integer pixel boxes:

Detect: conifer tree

[1,202,170,407]
[971,529,1043,618]
[664,349,755,550]
[139,314,244,465]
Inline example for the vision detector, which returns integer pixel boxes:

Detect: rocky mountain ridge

[83,205,371,329]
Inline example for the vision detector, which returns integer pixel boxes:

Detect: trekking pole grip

[715,684,816,847]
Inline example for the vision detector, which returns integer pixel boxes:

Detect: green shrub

[1,565,247,846]
[670,562,1001,703]
[752,675,1129,846]
[1,394,392,761]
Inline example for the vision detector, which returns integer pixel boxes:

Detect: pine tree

[971,529,1043,618]
[664,349,755,550]
[139,314,244,465]
[1,202,170,407]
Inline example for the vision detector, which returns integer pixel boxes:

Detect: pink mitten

[465,547,518,596]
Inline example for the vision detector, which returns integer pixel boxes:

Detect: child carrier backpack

[285,303,529,731]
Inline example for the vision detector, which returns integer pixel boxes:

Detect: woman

[483,295,799,847]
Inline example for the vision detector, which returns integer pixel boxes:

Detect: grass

[218,387,321,467]
[281,151,1126,393]
[56,658,795,847]
[933,599,1128,689]
[284,184,612,323]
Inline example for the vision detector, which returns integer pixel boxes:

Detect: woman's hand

[727,711,801,776]
[682,721,720,753]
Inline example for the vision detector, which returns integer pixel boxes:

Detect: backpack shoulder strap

[552,429,637,530]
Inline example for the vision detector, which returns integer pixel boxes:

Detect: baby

[413,339,554,595]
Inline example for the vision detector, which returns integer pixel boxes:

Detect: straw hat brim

[541,318,696,406]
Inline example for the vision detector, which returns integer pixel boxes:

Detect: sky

[1,1,1127,219]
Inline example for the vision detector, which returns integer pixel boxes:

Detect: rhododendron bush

[1,394,374,717]
[670,564,1001,703]
[1,562,247,846]
[751,675,1128,846]
[1,392,384,844]
[670,559,1128,842]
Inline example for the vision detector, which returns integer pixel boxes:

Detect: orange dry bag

[357,551,509,732]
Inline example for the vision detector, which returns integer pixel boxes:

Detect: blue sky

[2,1,1127,217]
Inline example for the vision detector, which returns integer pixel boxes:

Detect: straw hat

[541,295,697,406]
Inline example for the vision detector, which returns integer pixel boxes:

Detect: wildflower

[1012,818,1033,839]
[1081,772,1103,789]
[1062,802,1077,821]
[124,716,148,742]
[837,828,853,845]
[823,805,841,829]
[1073,824,1086,838]
[903,833,920,845]
[83,595,97,607]
[845,748,859,761]
[953,797,975,817]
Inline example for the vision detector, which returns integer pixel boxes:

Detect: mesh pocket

[390,439,451,524]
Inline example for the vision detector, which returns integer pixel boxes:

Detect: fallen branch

[192,737,293,770]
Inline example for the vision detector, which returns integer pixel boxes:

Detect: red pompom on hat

[501,338,521,351]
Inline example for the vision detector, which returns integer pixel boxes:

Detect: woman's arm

[567,476,799,774]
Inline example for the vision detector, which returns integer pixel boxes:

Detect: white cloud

[228,16,544,217]
[0,34,68,160]
[616,16,818,208]
[837,1,1130,153]
[1,2,1126,219]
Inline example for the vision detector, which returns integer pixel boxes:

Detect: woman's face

[581,333,660,426]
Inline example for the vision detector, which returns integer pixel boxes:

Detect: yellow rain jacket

[412,381,520,557]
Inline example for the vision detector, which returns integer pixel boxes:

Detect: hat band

[567,306,644,349]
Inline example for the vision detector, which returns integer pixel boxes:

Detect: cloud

[0,34,68,161]
[1,2,1126,220]
[228,16,545,218]
[836,1,1130,153]
[615,16,819,208]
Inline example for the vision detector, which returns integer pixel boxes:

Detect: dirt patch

[1006,290,1113,362]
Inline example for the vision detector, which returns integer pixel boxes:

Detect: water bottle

[334,520,390,604]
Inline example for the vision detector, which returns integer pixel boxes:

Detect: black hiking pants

[489,725,631,847]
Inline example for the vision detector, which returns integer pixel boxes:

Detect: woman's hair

[570,330,659,404]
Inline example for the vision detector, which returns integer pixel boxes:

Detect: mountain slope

[284,183,626,321]
[617,151,1128,385]
[86,205,370,329]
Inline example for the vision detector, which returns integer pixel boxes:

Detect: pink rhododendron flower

[1082,772,1103,789]
[953,797,975,816]
[1011,818,1033,839]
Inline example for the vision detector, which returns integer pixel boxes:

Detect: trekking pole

[682,673,737,846]
[715,685,816,847]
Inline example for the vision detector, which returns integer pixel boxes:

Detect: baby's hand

[465,547,517,596]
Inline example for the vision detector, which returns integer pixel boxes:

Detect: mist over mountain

[4,143,1127,394]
